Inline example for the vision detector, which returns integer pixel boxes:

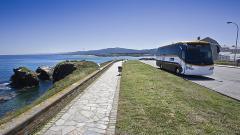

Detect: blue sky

[0,0,239,54]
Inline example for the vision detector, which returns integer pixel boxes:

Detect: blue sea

[0,54,140,117]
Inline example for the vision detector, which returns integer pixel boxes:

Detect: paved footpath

[37,61,122,135]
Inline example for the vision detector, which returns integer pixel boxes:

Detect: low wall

[0,61,115,135]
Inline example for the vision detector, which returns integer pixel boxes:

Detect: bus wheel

[160,64,163,69]
[175,68,181,75]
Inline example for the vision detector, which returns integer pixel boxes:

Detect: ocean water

[0,54,140,117]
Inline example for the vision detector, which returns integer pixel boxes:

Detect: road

[141,60,240,101]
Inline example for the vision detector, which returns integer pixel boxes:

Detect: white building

[218,52,231,61]
[219,52,240,61]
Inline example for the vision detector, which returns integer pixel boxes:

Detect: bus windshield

[185,44,213,65]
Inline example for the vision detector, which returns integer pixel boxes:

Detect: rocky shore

[10,67,39,89]
[0,60,98,103]
[0,92,17,102]
[9,60,99,89]
[52,61,77,83]
[36,66,53,80]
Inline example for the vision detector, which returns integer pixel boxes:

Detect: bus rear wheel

[175,68,181,75]
[159,64,163,69]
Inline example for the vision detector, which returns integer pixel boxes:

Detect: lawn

[116,61,240,135]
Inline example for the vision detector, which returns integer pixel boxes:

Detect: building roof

[201,37,221,53]
[200,37,219,45]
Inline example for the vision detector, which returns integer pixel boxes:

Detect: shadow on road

[182,75,215,81]
[156,68,215,81]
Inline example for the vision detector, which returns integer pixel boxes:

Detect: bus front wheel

[175,68,181,75]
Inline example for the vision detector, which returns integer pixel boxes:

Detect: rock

[52,60,98,83]
[36,66,52,80]
[52,62,77,83]
[0,92,16,102]
[0,96,11,102]
[10,67,39,89]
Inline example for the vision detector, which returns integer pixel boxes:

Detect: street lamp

[227,21,239,64]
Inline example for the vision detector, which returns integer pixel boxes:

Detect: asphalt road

[141,60,240,101]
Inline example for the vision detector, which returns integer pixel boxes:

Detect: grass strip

[116,61,240,135]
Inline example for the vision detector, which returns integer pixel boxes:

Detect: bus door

[180,47,186,74]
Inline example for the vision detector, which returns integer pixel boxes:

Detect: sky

[0,0,240,55]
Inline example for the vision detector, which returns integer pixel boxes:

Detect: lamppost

[227,21,239,64]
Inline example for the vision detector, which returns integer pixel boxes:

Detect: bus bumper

[184,65,214,76]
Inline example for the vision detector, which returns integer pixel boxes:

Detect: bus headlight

[209,67,214,70]
[186,65,194,70]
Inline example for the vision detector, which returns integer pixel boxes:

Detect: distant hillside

[65,47,157,56]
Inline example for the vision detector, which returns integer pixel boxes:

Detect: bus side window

[170,58,174,61]
[182,51,185,60]
[156,49,160,56]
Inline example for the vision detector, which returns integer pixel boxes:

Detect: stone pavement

[37,61,122,135]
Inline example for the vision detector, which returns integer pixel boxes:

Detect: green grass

[17,67,36,75]
[116,61,240,135]
[0,61,98,125]
[18,67,32,72]
[100,60,113,67]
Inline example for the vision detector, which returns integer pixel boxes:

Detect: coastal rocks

[10,67,39,89]
[0,92,16,102]
[52,61,77,83]
[36,66,52,80]
[52,60,98,83]
[8,60,98,88]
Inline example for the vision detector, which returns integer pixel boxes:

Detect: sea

[0,54,141,118]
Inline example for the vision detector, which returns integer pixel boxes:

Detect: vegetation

[10,67,39,88]
[56,60,98,68]
[116,61,240,135]
[96,53,148,57]
[17,67,34,73]
[100,60,113,67]
[0,61,98,125]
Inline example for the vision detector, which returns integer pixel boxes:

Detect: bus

[156,41,214,75]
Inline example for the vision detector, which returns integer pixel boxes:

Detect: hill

[64,47,157,56]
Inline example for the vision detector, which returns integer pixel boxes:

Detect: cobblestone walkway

[37,61,122,135]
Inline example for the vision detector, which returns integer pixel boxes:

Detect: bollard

[118,66,122,76]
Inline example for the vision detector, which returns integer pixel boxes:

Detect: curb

[0,61,116,135]
[106,62,122,135]
[215,64,240,69]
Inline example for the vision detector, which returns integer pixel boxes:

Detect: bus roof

[176,40,210,45]
[158,41,211,49]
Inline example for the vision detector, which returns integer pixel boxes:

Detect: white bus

[156,41,214,75]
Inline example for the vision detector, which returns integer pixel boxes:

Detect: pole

[227,22,239,65]
[233,23,239,64]
[236,24,238,64]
